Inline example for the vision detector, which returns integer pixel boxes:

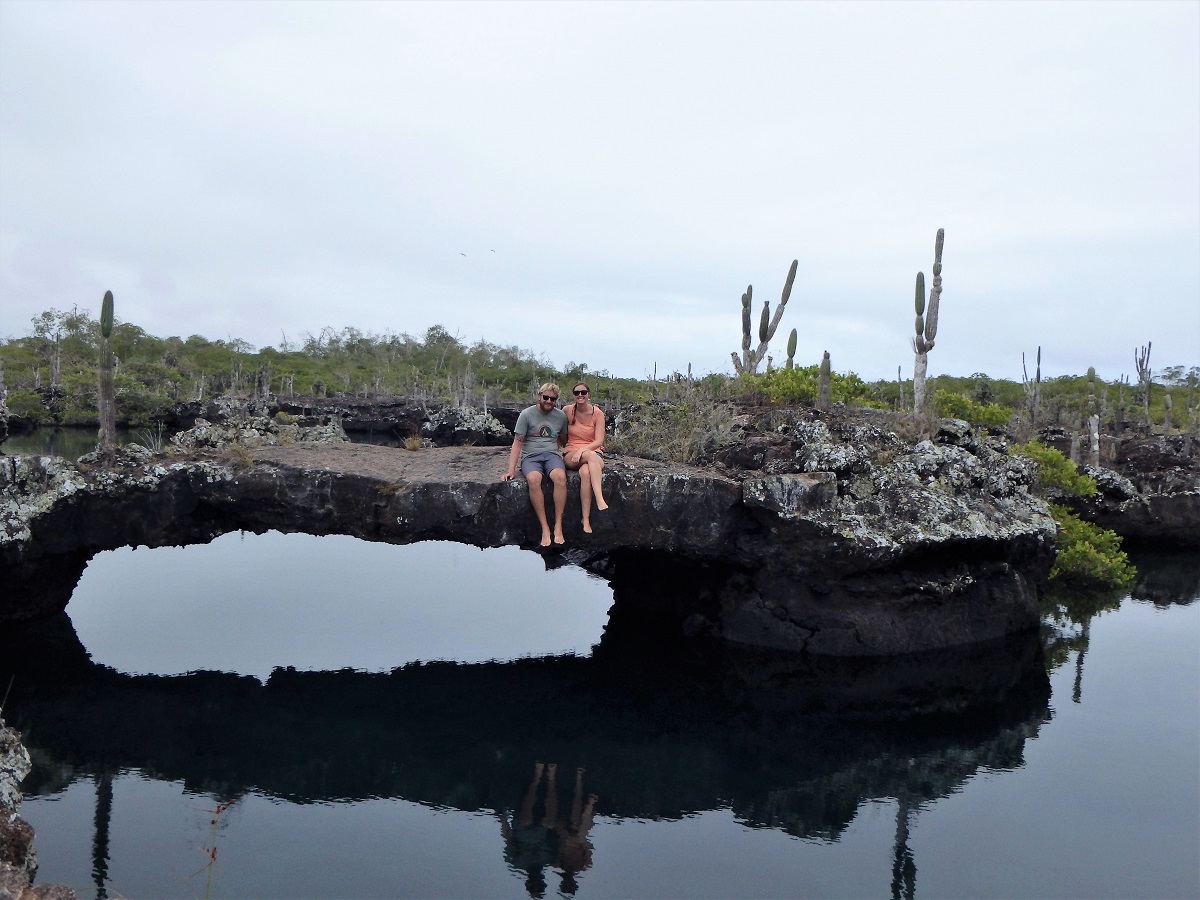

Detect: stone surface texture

[2,411,1064,657]
[3,406,1195,654]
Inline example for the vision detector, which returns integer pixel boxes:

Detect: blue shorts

[520,451,566,478]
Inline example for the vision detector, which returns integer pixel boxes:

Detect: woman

[562,382,608,532]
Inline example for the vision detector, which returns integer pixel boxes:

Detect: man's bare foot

[553,529,566,545]
[540,530,552,548]
[596,500,609,511]
[582,520,593,534]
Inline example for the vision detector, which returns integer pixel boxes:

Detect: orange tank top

[564,404,603,451]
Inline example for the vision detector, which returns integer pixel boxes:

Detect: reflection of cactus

[911,229,944,414]
[785,329,798,370]
[98,290,117,458]
[731,260,798,376]
[818,351,831,409]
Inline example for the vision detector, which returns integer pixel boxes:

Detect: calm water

[3,534,1198,899]
[3,427,121,461]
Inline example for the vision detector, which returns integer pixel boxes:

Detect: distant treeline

[1,307,1196,432]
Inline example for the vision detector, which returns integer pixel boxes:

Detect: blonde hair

[537,382,561,398]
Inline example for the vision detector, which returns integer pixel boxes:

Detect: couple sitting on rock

[501,381,609,547]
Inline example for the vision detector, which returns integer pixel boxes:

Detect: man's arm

[501,435,524,481]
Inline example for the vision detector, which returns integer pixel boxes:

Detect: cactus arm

[923,229,944,346]
[740,287,752,369]
[101,290,114,338]
[780,259,798,306]
[913,273,929,353]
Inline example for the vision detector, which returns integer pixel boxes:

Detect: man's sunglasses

[573,389,589,396]
[540,394,558,401]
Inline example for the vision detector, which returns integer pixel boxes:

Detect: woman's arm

[585,407,606,452]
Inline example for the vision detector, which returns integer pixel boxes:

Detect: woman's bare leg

[579,464,593,532]
[582,450,608,510]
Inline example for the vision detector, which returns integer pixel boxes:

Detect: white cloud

[2,0,1196,381]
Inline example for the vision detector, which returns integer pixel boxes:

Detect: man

[501,382,569,547]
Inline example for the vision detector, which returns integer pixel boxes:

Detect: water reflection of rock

[1127,550,1200,607]
[3,613,1050,844]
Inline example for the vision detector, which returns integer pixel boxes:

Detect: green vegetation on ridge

[1,308,1196,435]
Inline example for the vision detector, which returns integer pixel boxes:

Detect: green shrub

[935,390,1012,427]
[1048,505,1136,590]
[1016,441,1097,497]
[3,389,53,425]
[756,365,873,406]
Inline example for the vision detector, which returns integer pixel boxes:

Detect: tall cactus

[97,290,117,459]
[911,228,944,415]
[785,328,798,370]
[1022,346,1042,426]
[1086,366,1100,466]
[817,350,831,410]
[730,259,798,376]
[1134,342,1152,428]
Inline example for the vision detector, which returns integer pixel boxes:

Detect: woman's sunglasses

[573,389,589,396]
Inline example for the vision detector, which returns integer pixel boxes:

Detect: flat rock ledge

[2,418,1063,656]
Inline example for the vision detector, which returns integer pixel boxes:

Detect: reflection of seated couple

[501,382,609,547]
[497,761,599,898]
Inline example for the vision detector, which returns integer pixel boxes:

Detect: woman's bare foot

[553,529,566,545]
[582,519,592,533]
[596,499,609,511]
[539,529,552,548]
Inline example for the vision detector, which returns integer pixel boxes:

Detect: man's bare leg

[526,471,552,547]
[550,468,567,545]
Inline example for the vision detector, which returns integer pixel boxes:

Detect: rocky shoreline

[1,718,73,899]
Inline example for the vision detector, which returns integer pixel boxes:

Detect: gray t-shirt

[514,405,568,459]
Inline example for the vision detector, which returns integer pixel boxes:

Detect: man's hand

[501,471,515,482]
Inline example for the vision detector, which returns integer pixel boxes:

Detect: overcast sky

[2,1,1197,383]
